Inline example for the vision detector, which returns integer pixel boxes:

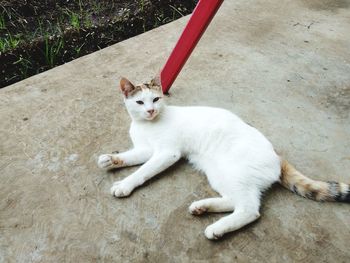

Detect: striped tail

[280,159,350,203]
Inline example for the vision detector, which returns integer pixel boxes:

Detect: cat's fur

[98,77,350,239]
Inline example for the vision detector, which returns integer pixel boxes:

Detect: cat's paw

[110,180,133,197]
[98,154,123,169]
[204,224,224,240]
[189,201,207,215]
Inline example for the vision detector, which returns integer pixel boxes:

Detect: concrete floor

[1,0,350,262]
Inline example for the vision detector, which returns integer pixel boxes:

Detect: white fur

[98,88,281,239]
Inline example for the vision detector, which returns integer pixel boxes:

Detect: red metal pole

[160,0,224,94]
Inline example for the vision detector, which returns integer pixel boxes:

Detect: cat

[97,77,350,240]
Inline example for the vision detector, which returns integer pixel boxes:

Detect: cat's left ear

[120,77,136,97]
[150,75,162,90]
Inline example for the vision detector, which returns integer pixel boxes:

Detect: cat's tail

[279,159,350,203]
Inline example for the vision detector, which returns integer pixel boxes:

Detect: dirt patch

[298,0,350,11]
[323,85,350,119]
[0,0,197,88]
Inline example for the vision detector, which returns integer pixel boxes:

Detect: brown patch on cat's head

[120,77,162,98]
[138,75,162,93]
[150,75,162,89]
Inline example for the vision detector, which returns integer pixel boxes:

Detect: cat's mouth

[146,111,158,120]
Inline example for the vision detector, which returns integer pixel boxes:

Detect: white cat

[98,77,350,240]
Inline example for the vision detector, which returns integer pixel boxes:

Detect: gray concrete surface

[1,0,350,262]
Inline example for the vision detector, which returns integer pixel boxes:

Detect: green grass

[13,56,32,79]
[7,34,20,48]
[37,19,64,68]
[91,1,103,12]
[71,12,80,29]
[169,5,185,17]
[0,39,6,52]
[153,4,186,28]
[64,6,97,30]
[44,35,64,68]
[139,0,145,12]
[83,15,93,28]
[65,10,80,29]
[74,43,84,56]
[0,33,20,52]
[0,13,6,29]
[0,0,197,88]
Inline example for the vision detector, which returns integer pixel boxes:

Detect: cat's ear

[150,75,162,89]
[120,77,136,97]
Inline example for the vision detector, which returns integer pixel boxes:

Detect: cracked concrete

[1,0,349,262]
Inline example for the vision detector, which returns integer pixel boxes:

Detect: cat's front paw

[189,201,207,215]
[204,224,224,240]
[110,180,134,197]
[98,154,123,169]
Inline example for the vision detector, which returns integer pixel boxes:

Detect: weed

[75,43,84,56]
[14,56,32,79]
[78,0,84,14]
[37,19,44,37]
[0,13,5,29]
[154,10,172,28]
[169,5,185,17]
[142,19,147,33]
[7,34,20,48]
[44,35,64,68]
[0,38,6,52]
[138,0,147,32]
[46,19,63,37]
[90,1,103,13]
[70,12,80,29]
[64,9,81,30]
[83,16,93,28]
[139,0,145,12]
[37,19,64,68]
[0,33,20,52]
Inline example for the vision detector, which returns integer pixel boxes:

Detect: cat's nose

[147,109,155,115]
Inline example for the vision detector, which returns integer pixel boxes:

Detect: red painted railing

[160,0,224,94]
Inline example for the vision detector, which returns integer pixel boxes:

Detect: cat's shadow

[106,160,285,242]
[107,158,189,197]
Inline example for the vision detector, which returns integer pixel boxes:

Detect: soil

[0,0,197,88]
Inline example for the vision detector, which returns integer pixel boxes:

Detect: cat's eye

[136,100,144,105]
[153,97,160,103]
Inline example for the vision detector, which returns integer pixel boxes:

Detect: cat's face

[120,77,165,121]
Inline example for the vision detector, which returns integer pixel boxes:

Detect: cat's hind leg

[189,197,234,215]
[204,190,261,240]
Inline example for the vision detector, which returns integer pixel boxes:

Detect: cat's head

[120,77,165,121]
